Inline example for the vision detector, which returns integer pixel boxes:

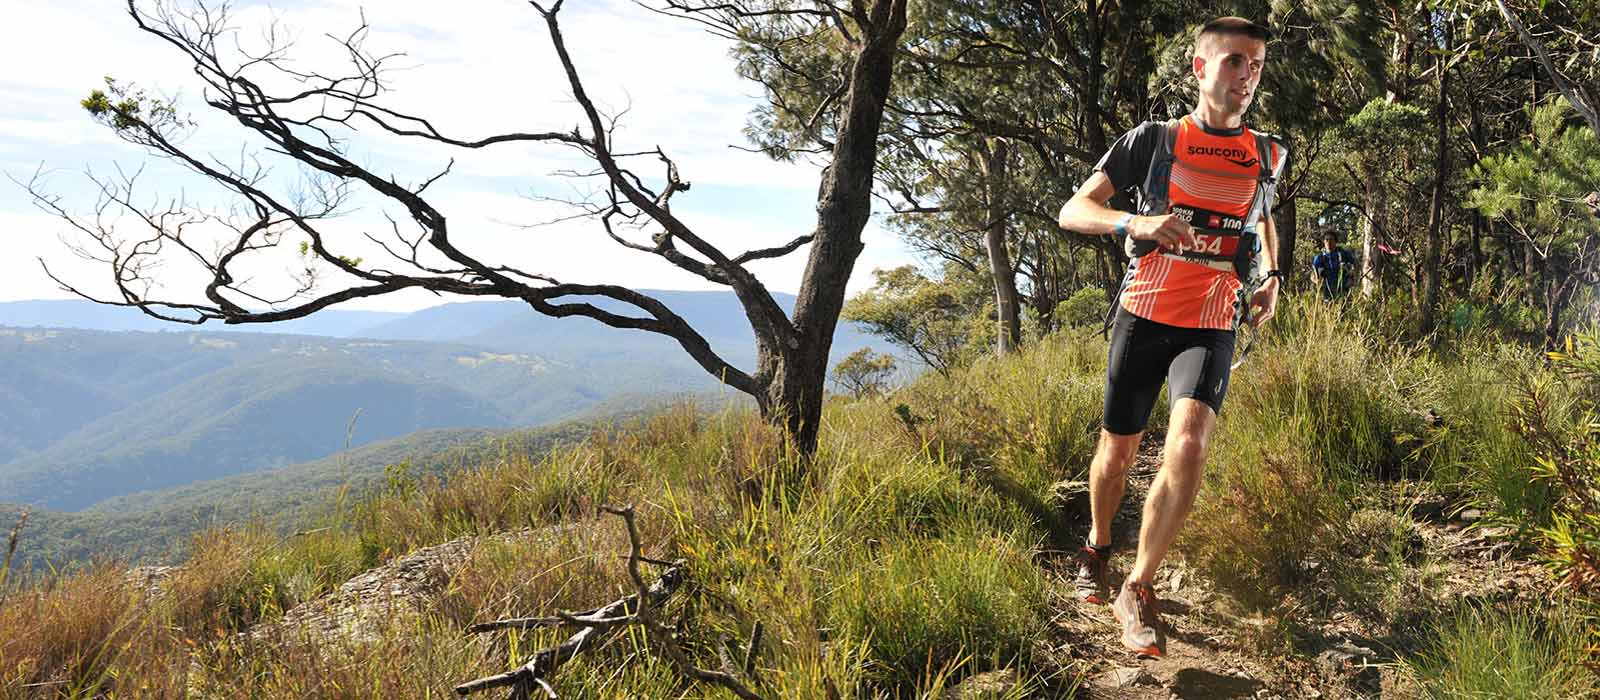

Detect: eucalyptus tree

[31,0,910,456]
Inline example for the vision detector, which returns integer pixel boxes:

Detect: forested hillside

[0,329,658,510]
[0,294,885,511]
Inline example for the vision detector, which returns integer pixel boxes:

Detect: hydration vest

[1123,118,1284,281]
[1101,118,1286,336]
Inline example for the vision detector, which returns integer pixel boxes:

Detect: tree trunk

[773,0,908,456]
[1420,20,1451,335]
[1276,194,1298,290]
[1361,168,1383,297]
[1469,213,1483,288]
[1031,234,1059,333]
[1467,80,1487,289]
[983,138,1021,356]
[1542,260,1573,349]
[1097,238,1124,300]
[1083,0,1109,155]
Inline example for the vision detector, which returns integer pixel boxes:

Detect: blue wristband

[1115,213,1135,236]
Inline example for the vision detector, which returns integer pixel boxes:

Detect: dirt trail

[1045,433,1287,700]
[1038,433,1547,700]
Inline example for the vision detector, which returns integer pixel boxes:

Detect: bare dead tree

[455,504,764,700]
[26,0,909,456]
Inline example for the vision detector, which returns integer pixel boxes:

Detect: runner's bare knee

[1097,430,1141,476]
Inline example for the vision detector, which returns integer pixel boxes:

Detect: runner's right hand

[1128,214,1196,252]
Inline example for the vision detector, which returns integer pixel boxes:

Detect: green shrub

[1184,301,1411,608]
[1520,330,1600,596]
[1058,286,1109,328]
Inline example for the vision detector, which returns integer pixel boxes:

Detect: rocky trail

[1035,433,1546,700]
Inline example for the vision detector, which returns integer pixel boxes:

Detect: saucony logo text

[1186,145,1257,169]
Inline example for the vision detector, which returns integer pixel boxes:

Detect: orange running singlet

[1118,116,1282,330]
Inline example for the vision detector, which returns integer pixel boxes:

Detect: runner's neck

[1189,106,1245,134]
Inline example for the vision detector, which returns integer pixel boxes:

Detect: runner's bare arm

[1057,172,1124,235]
[1058,172,1195,249]
[1260,214,1279,276]
[1249,212,1281,326]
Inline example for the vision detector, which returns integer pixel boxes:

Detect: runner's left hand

[1249,278,1279,327]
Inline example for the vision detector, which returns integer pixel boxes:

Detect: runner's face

[1193,33,1266,117]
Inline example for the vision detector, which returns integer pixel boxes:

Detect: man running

[1056,16,1286,657]
[1312,232,1357,299]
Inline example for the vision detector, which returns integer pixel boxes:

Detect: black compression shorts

[1102,307,1237,435]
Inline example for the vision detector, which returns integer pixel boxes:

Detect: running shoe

[1072,545,1110,604]
[1111,580,1164,657]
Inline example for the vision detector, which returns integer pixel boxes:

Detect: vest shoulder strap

[1137,119,1181,216]
[1243,131,1280,229]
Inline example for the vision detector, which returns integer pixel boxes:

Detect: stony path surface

[1033,432,1548,700]
[1045,433,1284,700]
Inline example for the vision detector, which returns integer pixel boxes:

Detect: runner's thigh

[1103,309,1174,435]
[1165,329,1236,416]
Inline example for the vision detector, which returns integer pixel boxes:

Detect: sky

[0,0,918,312]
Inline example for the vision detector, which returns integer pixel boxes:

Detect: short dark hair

[1197,16,1273,47]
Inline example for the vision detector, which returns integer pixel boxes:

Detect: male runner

[1312,232,1357,298]
[1056,16,1285,657]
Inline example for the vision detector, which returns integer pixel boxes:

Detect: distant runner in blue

[1311,232,1356,299]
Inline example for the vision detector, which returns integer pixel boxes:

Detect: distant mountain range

[0,299,403,336]
[0,293,888,513]
[0,291,876,368]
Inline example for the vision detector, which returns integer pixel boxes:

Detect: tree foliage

[1469,104,1600,345]
[830,347,897,398]
[841,265,989,375]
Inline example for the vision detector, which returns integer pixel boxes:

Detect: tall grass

[0,565,185,699]
[888,329,1111,502]
[1406,604,1598,700]
[824,528,1049,688]
[1184,301,1415,608]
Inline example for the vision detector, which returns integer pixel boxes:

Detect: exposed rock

[940,668,1019,699]
[255,535,477,644]
[1407,492,1450,523]
[124,565,176,598]
[1315,639,1381,696]
[1171,668,1262,699]
[1049,480,1091,522]
[1097,665,1156,688]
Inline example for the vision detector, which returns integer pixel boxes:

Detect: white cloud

[0,210,123,303]
[0,0,918,311]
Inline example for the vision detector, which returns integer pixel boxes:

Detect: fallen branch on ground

[453,504,765,700]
